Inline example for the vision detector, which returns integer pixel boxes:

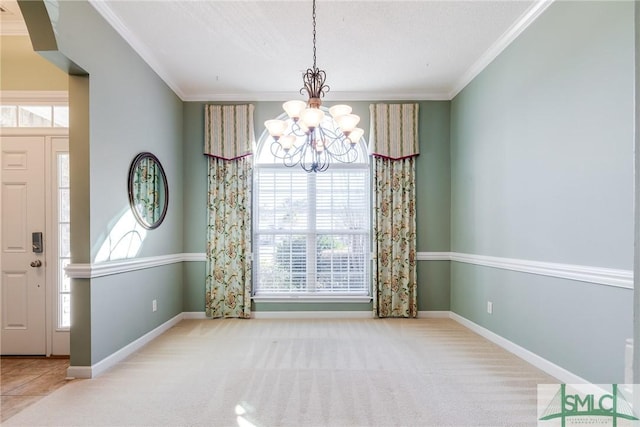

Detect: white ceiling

[4,0,554,101]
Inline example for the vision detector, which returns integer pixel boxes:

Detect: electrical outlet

[152,299,157,312]
[487,301,493,314]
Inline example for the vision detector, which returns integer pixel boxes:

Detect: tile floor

[1,357,75,422]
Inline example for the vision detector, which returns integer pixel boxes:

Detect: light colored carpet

[3,318,557,426]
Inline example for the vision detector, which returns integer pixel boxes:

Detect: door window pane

[0,106,17,126]
[59,259,70,293]
[0,104,68,128]
[59,224,71,258]
[59,189,70,222]
[58,154,70,187]
[53,106,69,127]
[57,153,71,330]
[60,294,71,329]
[18,106,53,127]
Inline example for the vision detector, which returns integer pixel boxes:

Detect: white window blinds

[254,165,370,295]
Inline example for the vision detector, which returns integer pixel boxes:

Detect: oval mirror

[128,152,168,230]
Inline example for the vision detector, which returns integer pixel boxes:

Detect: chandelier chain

[264,0,361,173]
[312,0,317,69]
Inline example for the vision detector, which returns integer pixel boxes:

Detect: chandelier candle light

[264,0,363,173]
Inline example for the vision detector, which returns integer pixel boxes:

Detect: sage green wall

[450,1,634,383]
[416,102,451,311]
[183,101,451,312]
[24,0,185,366]
[0,35,67,90]
[182,101,208,312]
[68,74,92,363]
[91,266,182,363]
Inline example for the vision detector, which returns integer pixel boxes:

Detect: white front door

[1,136,46,355]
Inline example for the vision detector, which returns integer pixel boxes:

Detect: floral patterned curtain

[370,103,419,318]
[133,157,161,224]
[204,104,254,318]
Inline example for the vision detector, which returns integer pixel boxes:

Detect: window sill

[252,295,372,304]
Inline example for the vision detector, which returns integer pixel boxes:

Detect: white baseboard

[449,312,589,384]
[418,310,451,318]
[65,366,91,380]
[66,313,184,379]
[182,311,207,319]
[183,310,450,319]
[252,310,374,319]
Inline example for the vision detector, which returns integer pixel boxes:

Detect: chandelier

[264,0,363,173]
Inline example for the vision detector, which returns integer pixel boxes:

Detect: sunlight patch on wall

[94,209,147,263]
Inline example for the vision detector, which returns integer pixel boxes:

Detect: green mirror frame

[127,152,169,230]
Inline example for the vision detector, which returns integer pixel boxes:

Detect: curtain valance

[369,103,419,160]
[204,104,254,160]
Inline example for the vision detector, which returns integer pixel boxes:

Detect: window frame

[252,113,372,302]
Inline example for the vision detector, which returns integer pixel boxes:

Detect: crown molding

[183,91,303,103]
[87,0,187,100]
[182,90,452,103]
[448,0,555,99]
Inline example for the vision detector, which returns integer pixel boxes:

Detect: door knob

[30,260,42,268]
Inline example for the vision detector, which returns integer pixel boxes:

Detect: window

[253,112,370,297]
[0,105,69,128]
[57,153,71,329]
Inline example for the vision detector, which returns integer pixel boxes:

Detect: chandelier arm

[299,142,317,172]
[270,136,307,161]
[282,154,298,168]
[325,147,358,164]
[330,148,359,164]
[307,149,328,173]
[315,125,342,143]
[284,139,308,168]
[270,140,288,160]
[316,126,348,153]
[290,122,309,137]
[317,149,330,172]
[315,127,359,164]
